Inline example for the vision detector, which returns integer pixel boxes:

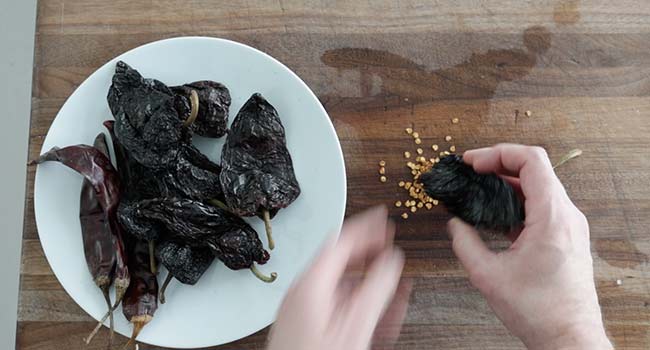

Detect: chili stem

[553,148,583,169]
[262,209,275,250]
[121,319,147,350]
[148,240,157,275]
[183,89,199,127]
[84,302,119,344]
[208,199,228,210]
[250,264,277,283]
[159,272,174,304]
[102,288,114,348]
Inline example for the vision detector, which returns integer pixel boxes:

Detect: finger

[372,279,413,348]
[463,144,560,200]
[305,206,392,290]
[346,248,405,349]
[447,218,496,286]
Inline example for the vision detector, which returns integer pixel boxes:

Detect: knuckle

[528,146,549,161]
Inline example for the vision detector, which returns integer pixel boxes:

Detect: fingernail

[446,218,461,239]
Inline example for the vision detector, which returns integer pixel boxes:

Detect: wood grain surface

[19,0,650,349]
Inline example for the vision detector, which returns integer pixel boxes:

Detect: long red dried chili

[79,133,117,346]
[30,145,130,303]
[121,235,158,350]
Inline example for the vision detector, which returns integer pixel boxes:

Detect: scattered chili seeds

[452,117,459,124]
[378,126,456,220]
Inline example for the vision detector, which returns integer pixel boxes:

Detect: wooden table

[19,1,650,349]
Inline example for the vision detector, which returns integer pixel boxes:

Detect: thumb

[447,218,496,284]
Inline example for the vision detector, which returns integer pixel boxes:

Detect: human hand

[266,206,411,350]
[449,144,612,350]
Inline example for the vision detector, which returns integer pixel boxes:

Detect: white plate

[34,37,346,348]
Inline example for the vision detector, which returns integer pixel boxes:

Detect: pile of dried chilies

[30,61,300,349]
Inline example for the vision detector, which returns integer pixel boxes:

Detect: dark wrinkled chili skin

[121,235,158,322]
[108,61,183,169]
[121,198,269,270]
[79,134,116,289]
[420,154,525,232]
[172,81,231,138]
[157,240,214,285]
[220,93,300,219]
[32,144,131,301]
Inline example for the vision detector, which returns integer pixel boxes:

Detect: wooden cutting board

[19,1,650,349]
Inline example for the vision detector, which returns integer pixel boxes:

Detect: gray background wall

[0,0,38,347]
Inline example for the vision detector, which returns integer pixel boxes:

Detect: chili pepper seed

[417,148,423,155]
[415,138,422,144]
[379,167,386,175]
[450,145,456,152]
[412,132,419,138]
[398,181,405,187]
[452,117,459,124]
[445,135,452,142]
[401,213,409,219]
[405,127,413,134]
[410,206,417,213]
[432,144,439,151]
[379,160,386,167]
[380,176,387,183]
[404,151,411,158]
[395,201,402,207]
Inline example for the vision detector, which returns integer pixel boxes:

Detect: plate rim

[33,35,347,348]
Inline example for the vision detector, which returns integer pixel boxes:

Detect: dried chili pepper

[108,61,183,169]
[29,145,131,303]
[172,80,231,138]
[156,240,214,303]
[121,234,158,350]
[79,133,116,346]
[120,198,276,282]
[420,154,525,232]
[220,93,301,250]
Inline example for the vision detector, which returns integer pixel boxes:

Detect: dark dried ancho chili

[172,80,231,137]
[121,198,276,282]
[121,235,158,350]
[108,61,183,169]
[157,241,214,303]
[420,154,525,232]
[220,93,301,249]
[79,133,116,346]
